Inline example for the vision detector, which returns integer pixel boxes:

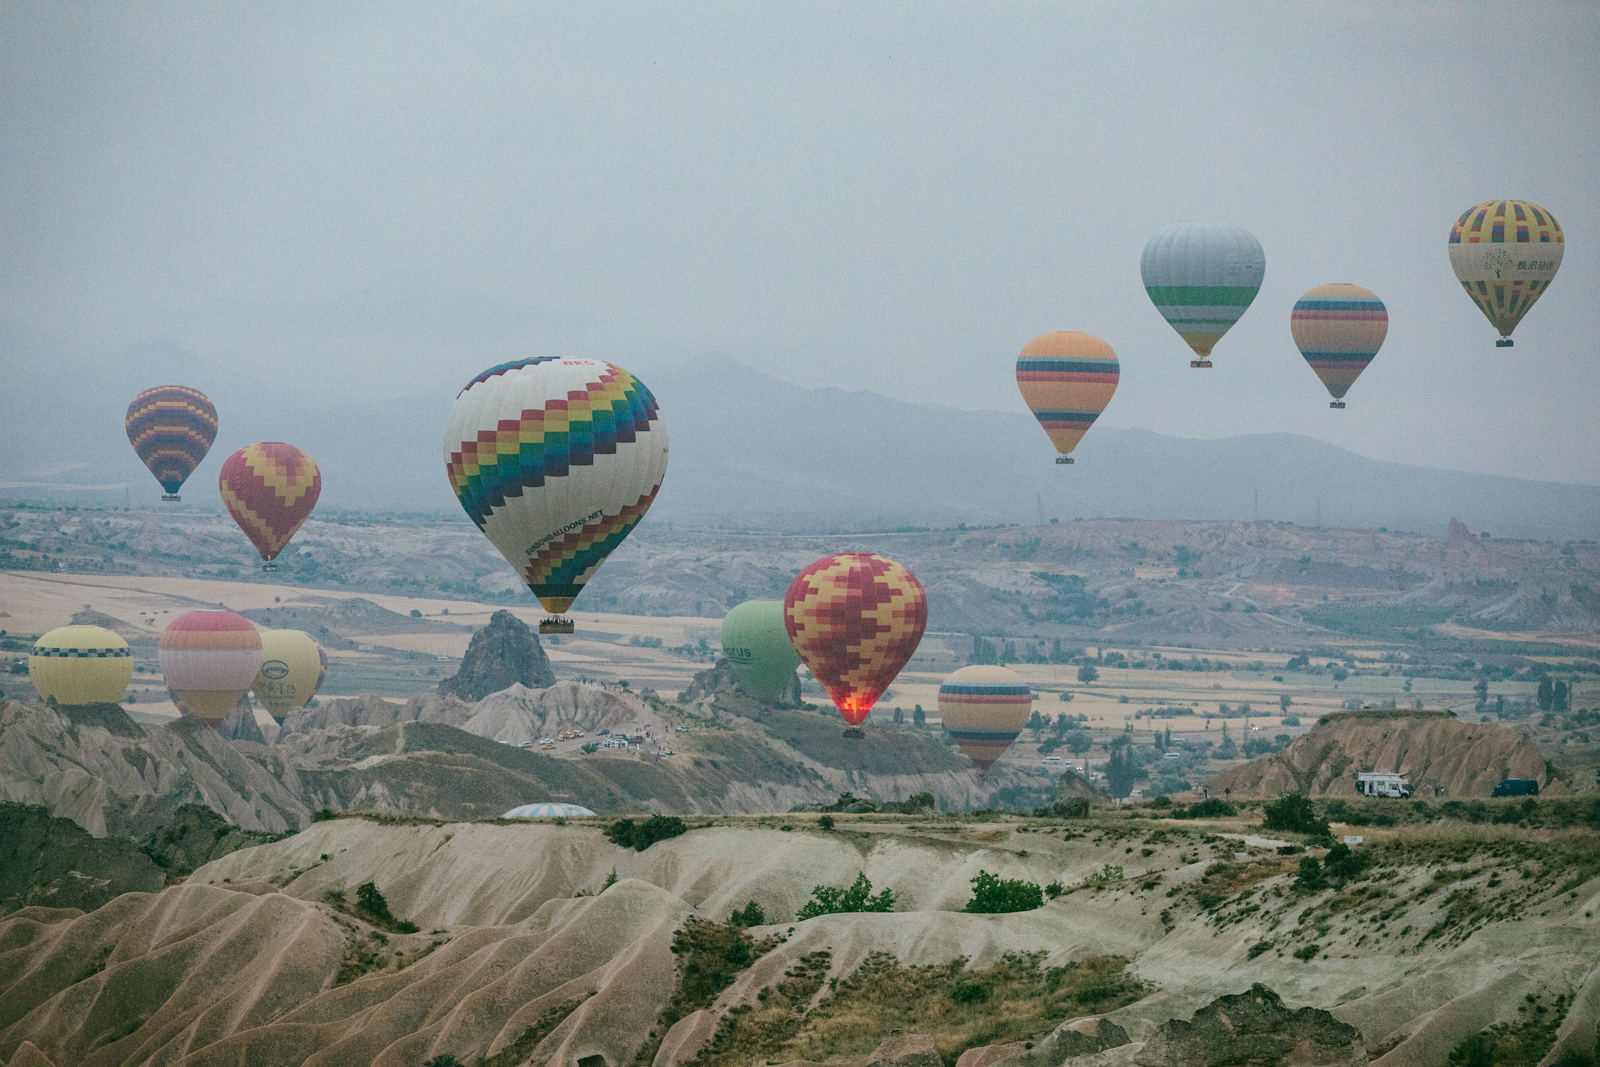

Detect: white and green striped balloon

[1141,223,1265,366]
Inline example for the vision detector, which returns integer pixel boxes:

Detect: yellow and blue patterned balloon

[1448,200,1563,347]
[1141,224,1266,367]
[444,358,668,625]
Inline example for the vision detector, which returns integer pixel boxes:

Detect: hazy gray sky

[3,3,1597,484]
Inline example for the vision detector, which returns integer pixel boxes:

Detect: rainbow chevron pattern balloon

[444,357,668,616]
[125,386,218,498]
[938,664,1032,771]
[1015,332,1120,458]
[1291,284,1388,403]
[784,553,927,727]
[1449,200,1563,343]
[1141,223,1265,364]
[219,443,322,563]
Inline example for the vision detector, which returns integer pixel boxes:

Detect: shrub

[1045,881,1065,899]
[312,808,339,822]
[1173,798,1235,819]
[818,814,835,831]
[797,873,895,919]
[1292,942,1321,961]
[1322,842,1369,883]
[1263,793,1331,839]
[606,814,687,851]
[963,870,1045,913]
[950,981,989,1003]
[1282,715,1300,726]
[729,900,766,927]
[1294,857,1327,892]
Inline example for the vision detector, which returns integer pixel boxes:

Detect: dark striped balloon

[125,386,218,499]
[1290,284,1388,407]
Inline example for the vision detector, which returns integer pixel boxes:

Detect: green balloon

[720,600,802,704]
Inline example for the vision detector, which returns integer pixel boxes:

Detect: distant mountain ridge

[3,339,1595,541]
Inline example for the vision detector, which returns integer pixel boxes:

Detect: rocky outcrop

[137,802,285,876]
[463,682,639,744]
[438,609,555,700]
[217,694,266,743]
[1054,771,1106,806]
[681,657,802,708]
[0,801,163,914]
[1135,984,1364,1067]
[1207,709,1550,798]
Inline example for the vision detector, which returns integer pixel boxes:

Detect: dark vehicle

[1491,778,1539,797]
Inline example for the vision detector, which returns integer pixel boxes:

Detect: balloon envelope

[1015,332,1119,458]
[159,610,262,727]
[444,357,668,617]
[252,629,328,723]
[219,443,321,563]
[721,600,802,703]
[125,386,218,498]
[784,553,927,727]
[1291,284,1388,402]
[1448,200,1563,342]
[938,664,1031,771]
[1141,223,1265,363]
[29,626,134,705]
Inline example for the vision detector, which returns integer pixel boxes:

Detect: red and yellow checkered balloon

[784,553,927,726]
[219,442,321,563]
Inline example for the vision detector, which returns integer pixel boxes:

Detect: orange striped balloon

[1015,332,1119,463]
[938,665,1031,771]
[784,553,927,728]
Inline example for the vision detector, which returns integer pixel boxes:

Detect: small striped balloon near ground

[938,664,1032,771]
[1290,284,1388,401]
[1015,332,1119,458]
[159,610,262,726]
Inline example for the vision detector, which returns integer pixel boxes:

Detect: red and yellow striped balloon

[937,665,1032,771]
[219,443,321,564]
[159,610,262,727]
[1015,332,1119,463]
[784,553,927,728]
[1290,284,1388,407]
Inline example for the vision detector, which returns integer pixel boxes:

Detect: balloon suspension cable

[1190,359,1213,368]
[1496,338,1514,348]
[1055,456,1075,465]
[161,494,181,502]
[841,727,865,739]
[539,617,576,635]
[261,561,277,572]
[1329,401,1346,409]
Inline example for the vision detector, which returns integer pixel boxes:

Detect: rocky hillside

[1207,709,1553,798]
[437,608,555,699]
[3,811,1598,1067]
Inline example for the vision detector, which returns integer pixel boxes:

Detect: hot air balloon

[1449,200,1563,347]
[444,357,668,634]
[219,443,321,569]
[158,610,262,728]
[784,553,927,737]
[937,664,1031,771]
[1141,224,1265,367]
[721,600,803,704]
[251,629,328,724]
[1290,284,1388,409]
[29,626,134,705]
[125,386,218,501]
[1016,332,1120,464]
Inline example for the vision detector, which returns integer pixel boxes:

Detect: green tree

[605,815,687,851]
[962,870,1044,913]
[1279,694,1292,712]
[1293,856,1327,892]
[1263,794,1332,841]
[1066,730,1092,756]
[1105,744,1137,799]
[1322,842,1369,883]
[1538,678,1555,713]
[1077,664,1099,684]
[913,704,926,727]
[1554,680,1570,714]
[728,900,766,927]
[796,872,895,919]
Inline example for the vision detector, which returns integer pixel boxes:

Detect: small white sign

[1344,835,1364,845]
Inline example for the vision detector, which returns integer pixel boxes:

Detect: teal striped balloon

[1141,224,1265,367]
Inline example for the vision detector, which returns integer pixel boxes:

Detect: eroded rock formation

[437,609,556,699]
